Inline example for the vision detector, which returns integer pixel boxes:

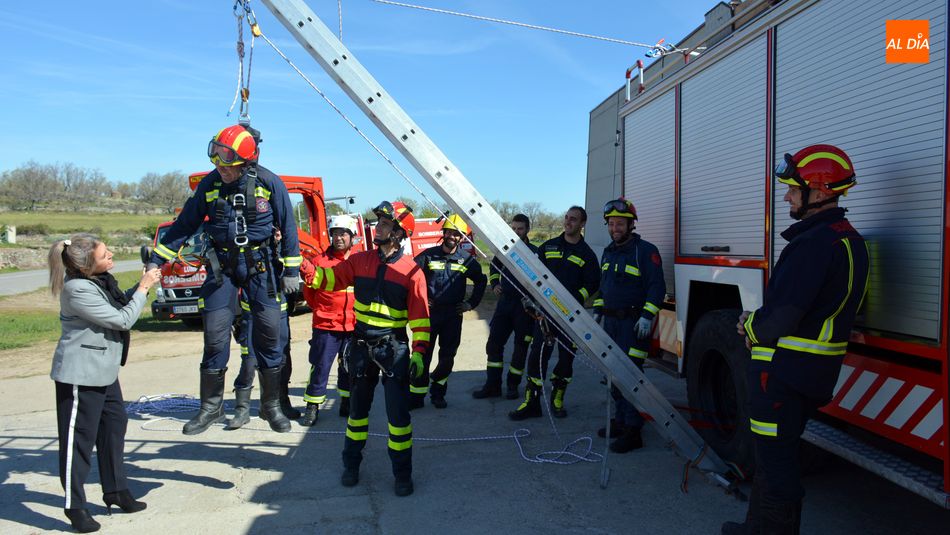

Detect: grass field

[0,270,171,351]
[0,211,169,234]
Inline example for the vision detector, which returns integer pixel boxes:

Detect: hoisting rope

[229,1,260,123]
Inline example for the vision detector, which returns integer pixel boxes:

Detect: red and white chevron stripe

[821,354,947,459]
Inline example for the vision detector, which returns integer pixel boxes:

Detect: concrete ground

[1,303,949,534]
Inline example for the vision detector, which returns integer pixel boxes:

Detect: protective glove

[299,259,315,286]
[635,316,653,339]
[456,302,473,314]
[408,351,425,379]
[281,276,300,294]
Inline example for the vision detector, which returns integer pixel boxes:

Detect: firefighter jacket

[743,207,869,401]
[150,165,302,276]
[301,247,430,359]
[537,233,600,305]
[303,248,355,332]
[488,240,539,301]
[416,244,487,310]
[593,233,665,321]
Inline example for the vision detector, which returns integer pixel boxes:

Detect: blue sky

[0,0,712,213]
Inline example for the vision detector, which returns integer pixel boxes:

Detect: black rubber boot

[258,367,292,433]
[505,371,522,400]
[341,468,359,487]
[225,386,253,430]
[609,426,644,453]
[394,476,414,497]
[338,397,350,417]
[597,418,627,439]
[473,366,502,399]
[760,496,800,535]
[183,368,227,435]
[508,381,542,421]
[550,378,568,418]
[299,402,320,427]
[430,381,448,409]
[721,465,764,534]
[279,381,301,420]
[408,393,425,411]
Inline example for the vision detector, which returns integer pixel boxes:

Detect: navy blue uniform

[593,233,665,429]
[150,166,302,371]
[743,207,869,503]
[483,242,539,390]
[410,244,486,400]
[525,233,600,384]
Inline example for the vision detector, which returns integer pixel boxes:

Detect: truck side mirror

[140,245,153,265]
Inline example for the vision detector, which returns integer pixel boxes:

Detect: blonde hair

[48,233,101,297]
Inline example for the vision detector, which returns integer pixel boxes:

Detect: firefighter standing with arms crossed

[301,201,429,496]
[409,214,486,409]
[723,144,869,534]
[509,206,599,420]
[473,214,538,400]
[298,214,359,426]
[150,124,302,435]
[593,198,665,453]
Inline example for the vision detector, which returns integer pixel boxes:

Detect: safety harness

[205,163,276,297]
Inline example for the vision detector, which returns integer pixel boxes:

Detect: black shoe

[431,396,447,409]
[279,381,301,420]
[472,384,502,399]
[394,476,414,497]
[338,397,350,418]
[341,468,359,487]
[610,427,644,453]
[408,394,425,411]
[102,489,146,515]
[597,419,627,438]
[505,385,519,400]
[64,508,100,533]
[258,367,292,433]
[298,402,320,427]
[550,379,568,419]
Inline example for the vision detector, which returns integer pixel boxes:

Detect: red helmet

[373,200,416,237]
[603,198,637,221]
[208,125,259,167]
[775,144,856,196]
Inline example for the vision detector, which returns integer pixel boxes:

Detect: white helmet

[328,214,359,236]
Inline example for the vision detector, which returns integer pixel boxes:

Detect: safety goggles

[373,201,395,220]
[207,140,244,166]
[774,153,803,185]
[603,199,635,218]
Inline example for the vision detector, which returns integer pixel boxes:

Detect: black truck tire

[686,308,754,474]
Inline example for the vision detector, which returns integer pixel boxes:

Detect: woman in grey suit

[48,234,160,533]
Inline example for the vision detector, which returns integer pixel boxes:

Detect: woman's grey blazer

[50,277,147,387]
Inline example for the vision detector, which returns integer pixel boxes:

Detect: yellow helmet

[442,214,471,236]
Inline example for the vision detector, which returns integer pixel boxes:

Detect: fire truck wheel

[686,308,754,476]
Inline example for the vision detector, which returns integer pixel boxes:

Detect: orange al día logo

[886,20,929,63]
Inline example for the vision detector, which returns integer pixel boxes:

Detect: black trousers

[484,295,534,385]
[342,338,412,478]
[55,379,129,510]
[411,307,463,392]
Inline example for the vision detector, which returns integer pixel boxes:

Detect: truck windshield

[156,224,208,257]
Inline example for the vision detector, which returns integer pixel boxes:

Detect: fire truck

[586,0,949,507]
[148,171,330,323]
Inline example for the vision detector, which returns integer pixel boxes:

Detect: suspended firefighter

[149,124,302,435]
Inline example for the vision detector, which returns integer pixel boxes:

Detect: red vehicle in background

[147,172,330,325]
